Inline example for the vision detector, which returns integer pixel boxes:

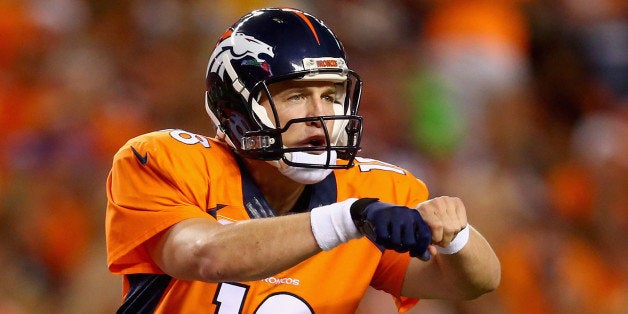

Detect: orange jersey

[106,129,430,313]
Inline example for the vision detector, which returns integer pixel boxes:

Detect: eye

[287,94,304,102]
[322,95,336,103]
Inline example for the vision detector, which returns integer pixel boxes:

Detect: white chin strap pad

[273,151,337,184]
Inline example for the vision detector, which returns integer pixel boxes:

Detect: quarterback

[105,7,500,313]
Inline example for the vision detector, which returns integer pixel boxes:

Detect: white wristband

[436,224,470,255]
[310,198,361,251]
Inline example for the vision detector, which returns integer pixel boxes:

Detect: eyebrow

[273,85,337,96]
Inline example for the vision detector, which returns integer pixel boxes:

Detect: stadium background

[0,0,625,313]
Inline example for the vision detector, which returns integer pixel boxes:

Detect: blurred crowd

[0,0,626,313]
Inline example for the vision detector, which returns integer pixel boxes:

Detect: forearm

[432,226,501,299]
[149,214,322,283]
[207,214,323,281]
[401,226,500,300]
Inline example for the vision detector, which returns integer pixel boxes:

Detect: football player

[106,7,500,313]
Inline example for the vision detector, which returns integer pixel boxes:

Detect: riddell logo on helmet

[263,276,300,286]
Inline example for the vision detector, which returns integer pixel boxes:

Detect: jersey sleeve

[370,250,419,312]
[105,131,216,274]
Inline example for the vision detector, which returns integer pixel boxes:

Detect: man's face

[259,80,339,151]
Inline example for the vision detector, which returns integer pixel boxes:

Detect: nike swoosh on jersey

[207,204,227,218]
[130,146,148,165]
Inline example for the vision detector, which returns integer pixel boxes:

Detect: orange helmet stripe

[285,8,320,45]
[219,29,232,41]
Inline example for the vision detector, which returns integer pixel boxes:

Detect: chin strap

[268,150,337,184]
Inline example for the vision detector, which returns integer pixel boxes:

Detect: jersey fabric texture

[106,129,430,313]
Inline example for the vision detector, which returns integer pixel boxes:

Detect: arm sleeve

[105,134,214,274]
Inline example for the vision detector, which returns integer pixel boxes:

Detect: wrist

[349,198,379,237]
[310,198,361,251]
[435,224,470,255]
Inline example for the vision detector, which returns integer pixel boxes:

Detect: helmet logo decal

[208,32,274,79]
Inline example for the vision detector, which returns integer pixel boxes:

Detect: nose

[305,98,328,127]
[307,97,328,117]
[305,117,324,128]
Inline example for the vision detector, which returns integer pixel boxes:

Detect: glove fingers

[416,220,432,251]
[373,219,391,245]
[401,222,417,252]
[410,213,432,259]
[389,221,404,251]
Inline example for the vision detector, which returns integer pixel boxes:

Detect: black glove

[350,198,432,261]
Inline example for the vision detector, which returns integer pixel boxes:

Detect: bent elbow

[198,261,229,282]
[461,262,502,300]
[197,256,265,283]
[192,238,262,283]
[487,266,502,292]
[470,275,500,300]
[191,239,233,282]
[485,258,502,292]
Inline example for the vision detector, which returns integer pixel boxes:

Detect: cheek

[261,103,288,127]
[275,107,305,125]
[323,104,336,116]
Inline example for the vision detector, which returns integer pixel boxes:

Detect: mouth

[297,135,328,151]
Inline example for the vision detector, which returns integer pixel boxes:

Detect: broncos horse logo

[208,32,274,80]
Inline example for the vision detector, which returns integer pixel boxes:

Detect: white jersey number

[214,283,313,313]
[356,157,406,174]
[169,129,211,148]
